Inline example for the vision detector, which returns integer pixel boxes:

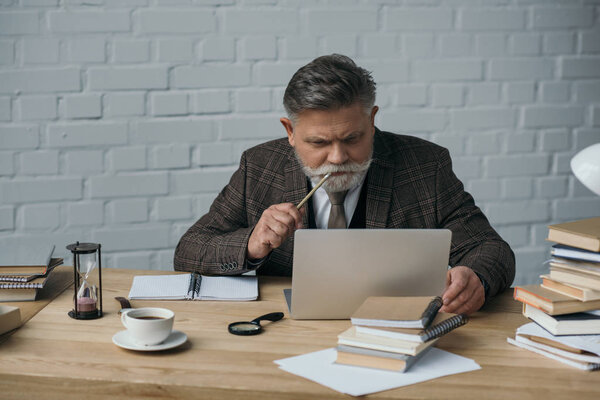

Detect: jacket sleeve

[174,151,256,276]
[435,148,515,298]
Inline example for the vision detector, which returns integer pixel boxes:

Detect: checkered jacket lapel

[283,152,310,228]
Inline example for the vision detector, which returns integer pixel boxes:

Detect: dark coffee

[134,316,165,320]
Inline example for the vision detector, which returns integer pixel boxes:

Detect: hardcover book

[540,274,600,302]
[523,303,600,335]
[549,263,600,291]
[335,344,433,372]
[337,326,438,356]
[0,305,21,335]
[0,244,55,275]
[547,217,600,252]
[513,284,600,315]
[551,245,600,263]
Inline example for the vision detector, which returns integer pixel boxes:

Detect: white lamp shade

[571,143,600,196]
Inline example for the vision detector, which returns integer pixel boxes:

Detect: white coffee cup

[121,307,174,346]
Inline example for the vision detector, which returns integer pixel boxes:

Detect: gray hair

[283,54,376,123]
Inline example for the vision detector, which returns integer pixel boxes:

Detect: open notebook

[128,273,258,301]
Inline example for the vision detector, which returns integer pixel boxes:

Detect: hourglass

[67,242,103,320]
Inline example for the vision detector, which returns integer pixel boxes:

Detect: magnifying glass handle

[251,312,284,324]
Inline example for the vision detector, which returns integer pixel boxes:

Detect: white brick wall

[0,1,598,286]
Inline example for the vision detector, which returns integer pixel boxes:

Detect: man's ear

[370,106,379,127]
[280,117,295,147]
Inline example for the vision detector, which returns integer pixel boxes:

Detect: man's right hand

[247,203,304,260]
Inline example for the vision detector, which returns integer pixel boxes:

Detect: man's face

[281,103,378,192]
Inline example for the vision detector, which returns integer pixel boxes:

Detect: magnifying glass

[228,312,284,336]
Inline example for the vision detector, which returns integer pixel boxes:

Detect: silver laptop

[286,229,451,320]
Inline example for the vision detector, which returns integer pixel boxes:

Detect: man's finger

[443,282,477,312]
[442,274,467,305]
[453,293,482,315]
[265,218,292,239]
[272,203,303,227]
[271,211,298,233]
[443,282,484,315]
[262,226,285,249]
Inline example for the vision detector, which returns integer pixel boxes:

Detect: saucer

[112,330,187,351]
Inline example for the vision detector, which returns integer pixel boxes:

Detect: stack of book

[544,217,600,301]
[507,321,600,371]
[510,216,600,370]
[335,296,468,372]
[0,244,62,302]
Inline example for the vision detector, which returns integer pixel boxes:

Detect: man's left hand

[440,266,485,315]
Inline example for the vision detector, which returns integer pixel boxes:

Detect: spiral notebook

[350,296,468,343]
[355,314,468,343]
[128,273,258,301]
[0,258,63,283]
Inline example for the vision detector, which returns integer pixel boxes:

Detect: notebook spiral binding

[192,273,202,296]
[187,273,197,297]
[421,314,469,342]
[0,276,28,283]
[0,281,42,289]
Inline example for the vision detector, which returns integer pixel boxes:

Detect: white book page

[507,338,598,371]
[515,335,600,363]
[128,274,191,300]
[516,322,600,355]
[197,276,258,301]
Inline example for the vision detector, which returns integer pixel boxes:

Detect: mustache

[301,159,372,177]
[293,149,373,192]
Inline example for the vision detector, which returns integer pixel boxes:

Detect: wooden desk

[0,266,72,344]
[0,268,598,400]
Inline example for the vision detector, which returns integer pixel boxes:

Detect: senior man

[174,54,515,315]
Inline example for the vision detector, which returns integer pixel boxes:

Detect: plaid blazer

[174,129,515,297]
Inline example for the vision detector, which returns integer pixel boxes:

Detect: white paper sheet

[198,276,258,301]
[128,274,190,300]
[274,347,481,397]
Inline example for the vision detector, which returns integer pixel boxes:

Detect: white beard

[295,151,372,193]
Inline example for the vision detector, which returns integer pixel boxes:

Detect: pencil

[296,173,331,209]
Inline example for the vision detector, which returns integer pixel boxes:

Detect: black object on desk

[421,296,443,328]
[228,312,284,336]
[421,313,469,342]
